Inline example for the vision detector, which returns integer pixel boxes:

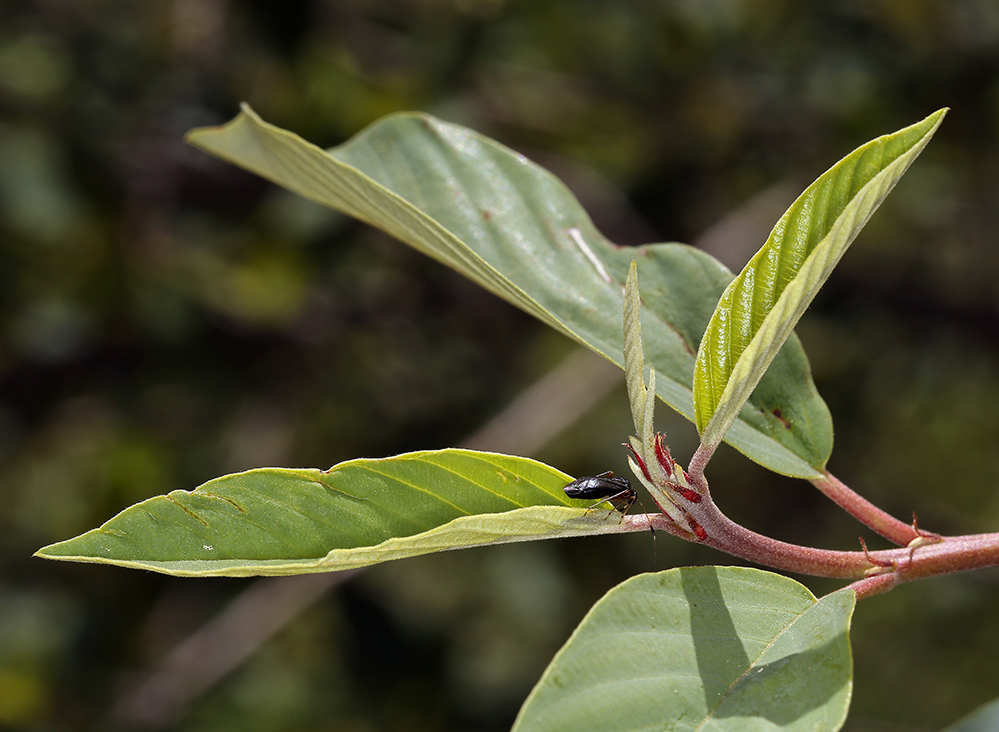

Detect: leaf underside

[942,697,999,732]
[514,566,856,732]
[185,107,833,477]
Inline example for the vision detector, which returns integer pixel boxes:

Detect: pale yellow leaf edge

[35,505,646,577]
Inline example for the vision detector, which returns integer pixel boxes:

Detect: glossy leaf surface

[693,110,946,453]
[186,106,832,477]
[36,450,643,577]
[514,567,855,732]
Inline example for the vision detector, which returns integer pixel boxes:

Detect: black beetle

[565,470,656,558]
[563,471,638,516]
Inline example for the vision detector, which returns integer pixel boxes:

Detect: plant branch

[657,501,999,590]
[811,470,919,546]
[624,467,999,597]
[844,572,899,600]
[616,252,999,594]
[685,442,716,485]
[684,491,872,578]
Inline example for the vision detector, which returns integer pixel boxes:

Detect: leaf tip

[33,542,70,561]
[927,106,949,128]
[184,104,260,147]
[625,258,638,292]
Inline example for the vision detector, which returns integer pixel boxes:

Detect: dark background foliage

[2,1,999,730]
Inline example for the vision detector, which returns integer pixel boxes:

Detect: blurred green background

[2,1,999,730]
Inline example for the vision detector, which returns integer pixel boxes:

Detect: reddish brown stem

[846,572,899,600]
[686,501,871,578]
[690,446,918,547]
[644,501,999,587]
[686,443,715,485]
[639,441,999,597]
[811,471,919,546]
[674,469,999,595]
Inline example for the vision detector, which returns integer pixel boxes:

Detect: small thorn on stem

[908,512,943,548]
[859,536,895,575]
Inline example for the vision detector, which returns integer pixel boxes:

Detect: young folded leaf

[693,109,947,455]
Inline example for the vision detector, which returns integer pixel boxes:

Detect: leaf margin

[34,448,651,577]
[186,106,834,477]
[512,566,857,732]
[693,109,947,453]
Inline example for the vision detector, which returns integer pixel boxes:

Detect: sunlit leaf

[186,106,832,477]
[35,450,645,577]
[693,110,946,453]
[514,567,856,732]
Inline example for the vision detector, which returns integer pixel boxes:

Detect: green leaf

[693,110,947,453]
[514,567,856,732]
[941,697,999,732]
[186,106,832,477]
[623,260,651,445]
[35,449,642,577]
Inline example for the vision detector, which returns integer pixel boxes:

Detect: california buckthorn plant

[36,105,999,731]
